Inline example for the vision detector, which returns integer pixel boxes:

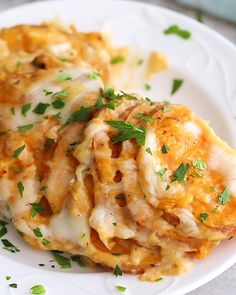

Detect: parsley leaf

[5,276,11,280]
[161,144,170,154]
[200,213,208,222]
[60,106,92,130]
[156,168,168,180]
[102,87,121,101]
[2,239,20,253]
[33,103,50,115]
[164,25,191,39]
[10,107,15,115]
[42,238,50,246]
[71,255,87,267]
[134,113,154,123]
[171,79,183,95]
[66,140,81,156]
[137,59,144,65]
[52,251,71,269]
[95,97,115,110]
[155,278,163,282]
[9,283,17,288]
[111,55,125,64]
[116,286,126,292]
[192,159,207,171]
[114,264,122,276]
[196,10,204,23]
[18,124,34,132]
[44,138,55,150]
[52,90,69,99]
[105,120,146,146]
[144,83,151,91]
[57,73,72,82]
[88,71,101,80]
[52,99,65,109]
[146,147,153,155]
[218,188,231,205]
[43,89,53,96]
[13,145,25,157]
[30,284,46,295]
[0,227,7,238]
[33,227,43,237]
[30,203,44,217]
[172,162,190,183]
[163,104,171,113]
[17,182,24,198]
[0,129,10,136]
[21,103,31,117]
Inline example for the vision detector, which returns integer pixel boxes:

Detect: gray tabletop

[0,0,235,294]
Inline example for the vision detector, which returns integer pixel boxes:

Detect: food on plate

[0,22,236,282]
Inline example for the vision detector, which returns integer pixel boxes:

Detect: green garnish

[102,87,121,101]
[120,91,137,101]
[192,159,207,170]
[57,73,72,82]
[17,182,24,198]
[155,278,163,282]
[16,61,22,68]
[31,203,44,217]
[200,213,208,222]
[166,184,171,190]
[0,227,7,238]
[171,79,184,95]
[146,147,153,155]
[137,59,143,65]
[134,113,154,123]
[164,25,191,39]
[13,145,25,157]
[105,120,146,146]
[88,71,101,80]
[71,255,87,267]
[80,233,85,239]
[2,239,20,253]
[43,89,53,96]
[161,144,170,154]
[156,168,168,180]
[114,264,122,276]
[53,112,61,119]
[18,124,34,132]
[0,129,10,136]
[196,10,204,23]
[113,222,117,226]
[30,284,46,295]
[111,55,125,64]
[95,97,115,110]
[10,107,15,115]
[218,188,231,205]
[58,57,68,62]
[144,83,151,91]
[172,162,190,183]
[40,185,47,192]
[163,104,170,113]
[42,238,50,246]
[52,251,71,269]
[21,103,31,117]
[52,90,69,99]
[52,99,65,109]
[44,138,55,151]
[210,186,216,192]
[33,227,43,238]
[116,286,126,292]
[10,166,22,173]
[112,253,122,256]
[66,140,81,156]
[5,276,11,280]
[9,283,17,288]
[60,106,92,130]
[33,103,50,115]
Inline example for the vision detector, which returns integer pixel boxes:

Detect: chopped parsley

[134,113,154,123]
[163,104,171,113]
[44,138,55,150]
[58,57,68,62]
[40,185,47,193]
[66,140,81,156]
[95,97,115,110]
[102,87,121,101]
[18,124,34,132]
[21,103,31,117]
[196,10,204,23]
[166,184,171,190]
[210,186,216,192]
[164,25,191,39]
[200,213,208,222]
[52,99,65,109]
[0,129,10,136]
[218,188,231,205]
[161,144,170,154]
[137,59,144,65]
[113,222,117,226]
[17,182,24,198]
[0,227,7,238]
[9,283,17,288]
[52,251,71,269]
[13,145,25,157]
[57,73,72,82]
[114,264,122,276]
[5,276,11,280]
[30,284,46,295]
[52,90,69,99]
[16,61,22,68]
[105,120,146,146]
[10,107,15,115]
[144,83,151,91]
[43,89,53,96]
[156,168,168,180]
[192,159,207,170]
[60,106,92,130]
[146,147,153,155]
[171,79,184,95]
[116,286,126,292]
[31,203,44,217]
[33,228,43,238]
[111,55,125,64]
[42,238,50,246]
[88,71,101,80]
[33,103,50,115]
[71,255,87,267]
[2,239,20,253]
[112,253,122,256]
[155,278,163,282]
[172,162,190,183]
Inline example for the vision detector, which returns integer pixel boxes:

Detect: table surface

[0,1,235,294]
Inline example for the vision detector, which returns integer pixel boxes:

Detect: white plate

[0,1,236,294]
